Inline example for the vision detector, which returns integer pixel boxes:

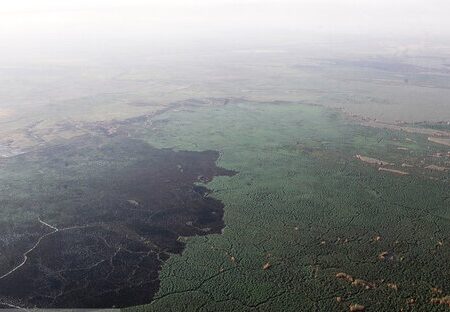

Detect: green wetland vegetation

[126,101,449,311]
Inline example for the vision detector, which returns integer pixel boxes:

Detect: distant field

[1,53,450,145]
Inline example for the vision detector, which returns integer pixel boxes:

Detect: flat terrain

[123,100,448,311]
[0,136,234,308]
[0,47,450,311]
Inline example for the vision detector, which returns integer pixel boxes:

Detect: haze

[2,0,450,61]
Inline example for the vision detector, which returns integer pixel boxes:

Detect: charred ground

[0,136,235,308]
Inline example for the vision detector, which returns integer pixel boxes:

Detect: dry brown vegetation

[428,137,450,147]
[336,272,353,282]
[349,303,365,311]
[425,164,448,172]
[378,167,409,175]
[335,272,374,289]
[356,155,392,166]
[378,251,390,261]
[430,296,450,307]
[387,283,399,291]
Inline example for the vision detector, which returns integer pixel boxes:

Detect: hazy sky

[1,0,450,60]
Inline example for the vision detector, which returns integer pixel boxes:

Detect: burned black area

[0,137,235,308]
